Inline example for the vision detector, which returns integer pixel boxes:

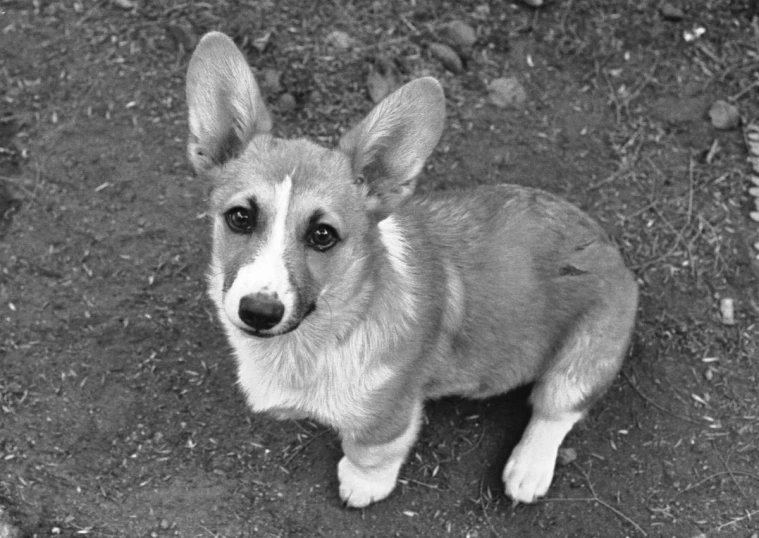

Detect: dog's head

[186,32,445,341]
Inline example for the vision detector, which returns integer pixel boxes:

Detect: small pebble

[750,176,759,187]
[0,505,22,538]
[488,77,527,108]
[709,100,740,130]
[660,2,685,20]
[159,519,170,530]
[719,297,735,325]
[683,26,706,42]
[557,447,577,466]
[325,30,355,50]
[749,186,759,197]
[277,93,296,111]
[752,211,759,222]
[474,4,490,17]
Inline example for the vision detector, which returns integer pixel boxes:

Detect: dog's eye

[307,224,339,251]
[225,206,256,234]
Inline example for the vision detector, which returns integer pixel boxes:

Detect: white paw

[502,442,557,504]
[337,456,398,508]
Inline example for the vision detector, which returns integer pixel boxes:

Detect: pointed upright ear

[338,77,445,215]
[186,31,272,173]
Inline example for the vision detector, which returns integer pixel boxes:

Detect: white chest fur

[223,318,394,431]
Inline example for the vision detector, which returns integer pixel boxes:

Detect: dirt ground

[2,1,759,537]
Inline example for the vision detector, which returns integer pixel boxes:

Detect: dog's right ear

[186,32,272,173]
[339,77,445,217]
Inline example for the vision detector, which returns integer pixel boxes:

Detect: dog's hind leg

[502,293,636,503]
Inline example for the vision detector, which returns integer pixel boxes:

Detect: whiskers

[317,288,341,337]
[205,261,226,288]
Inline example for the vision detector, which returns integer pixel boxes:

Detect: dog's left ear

[186,32,272,173]
[339,77,445,216]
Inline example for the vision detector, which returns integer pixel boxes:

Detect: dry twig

[622,371,705,425]
[715,508,759,531]
[714,443,749,499]
[282,429,328,467]
[670,470,759,500]
[477,479,503,538]
[542,463,648,536]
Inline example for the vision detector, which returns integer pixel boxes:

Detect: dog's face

[208,138,377,338]
[187,32,445,344]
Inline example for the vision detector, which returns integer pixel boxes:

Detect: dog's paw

[502,442,557,504]
[337,456,397,508]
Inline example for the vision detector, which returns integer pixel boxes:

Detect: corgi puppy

[186,32,638,508]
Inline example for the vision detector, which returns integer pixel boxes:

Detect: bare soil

[1,1,758,537]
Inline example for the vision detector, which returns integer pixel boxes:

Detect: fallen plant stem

[730,78,759,101]
[559,0,575,33]
[670,470,759,500]
[622,371,705,425]
[0,174,38,201]
[401,477,444,491]
[624,200,659,222]
[477,479,502,538]
[458,424,487,457]
[541,463,647,536]
[588,167,629,191]
[282,429,328,466]
[715,508,759,531]
[623,57,660,107]
[714,442,749,499]
[687,158,694,225]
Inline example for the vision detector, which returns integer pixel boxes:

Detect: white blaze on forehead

[223,174,296,330]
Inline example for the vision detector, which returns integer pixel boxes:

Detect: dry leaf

[442,21,477,49]
[429,43,463,73]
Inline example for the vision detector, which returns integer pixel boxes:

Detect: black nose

[238,293,285,331]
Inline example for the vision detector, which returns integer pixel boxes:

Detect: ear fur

[186,31,272,173]
[339,77,445,215]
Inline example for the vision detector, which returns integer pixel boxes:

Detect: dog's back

[391,185,637,401]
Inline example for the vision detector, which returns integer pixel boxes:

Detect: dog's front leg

[337,401,422,508]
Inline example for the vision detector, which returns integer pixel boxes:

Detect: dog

[185,31,638,508]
